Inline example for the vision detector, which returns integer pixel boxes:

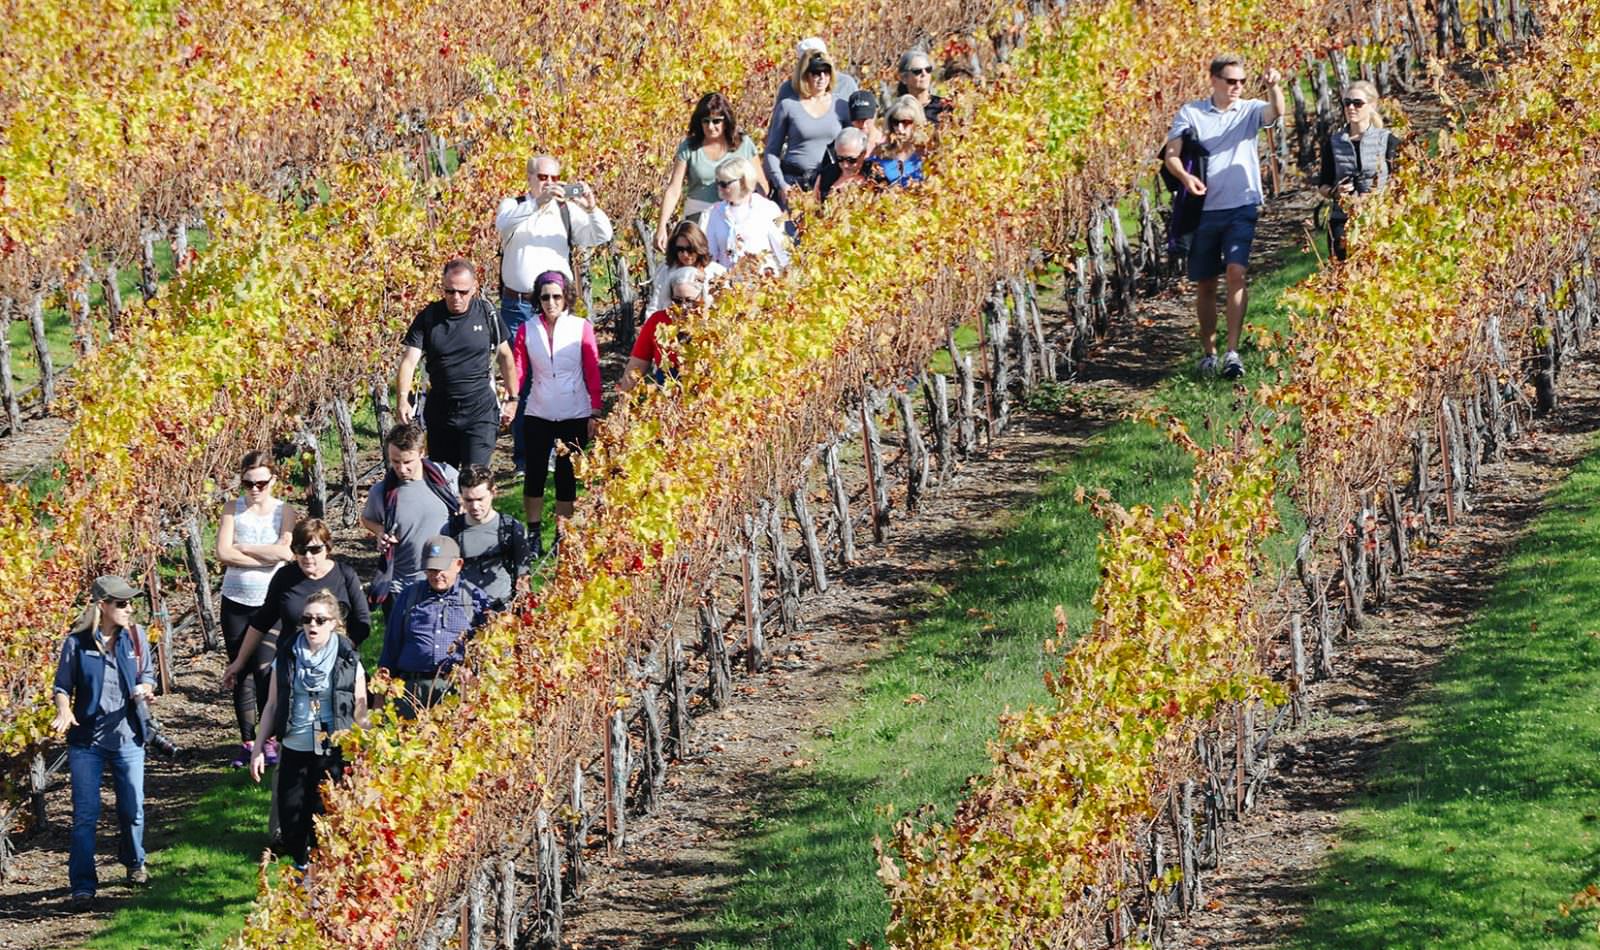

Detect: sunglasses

[892,118,915,128]
[838,154,863,165]
[539,292,564,301]
[715,179,738,188]
[107,599,132,609]
[1342,98,1367,107]
[671,244,694,255]
[806,66,832,76]
[293,544,325,555]
[534,172,559,182]
[905,66,933,75]
[671,297,698,307]
[300,614,335,627]
[442,288,474,296]
[702,116,726,124]
[243,478,272,491]
[1219,75,1246,86]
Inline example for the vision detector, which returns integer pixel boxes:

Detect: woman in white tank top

[216,451,298,765]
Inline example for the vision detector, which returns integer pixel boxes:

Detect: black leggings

[277,746,343,866]
[221,597,276,744]
[521,416,590,502]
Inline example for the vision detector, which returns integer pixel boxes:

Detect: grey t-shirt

[764,96,850,185]
[456,517,513,604]
[1166,97,1268,212]
[363,468,458,593]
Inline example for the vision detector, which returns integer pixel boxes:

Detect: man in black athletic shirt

[396,259,518,470]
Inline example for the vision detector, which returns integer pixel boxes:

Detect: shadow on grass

[1288,440,1600,949]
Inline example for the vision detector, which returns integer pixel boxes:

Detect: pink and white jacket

[512,312,603,421]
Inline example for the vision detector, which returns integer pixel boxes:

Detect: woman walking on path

[51,575,156,908]
[655,93,764,254]
[250,590,368,872]
[1317,80,1399,260]
[216,451,298,768]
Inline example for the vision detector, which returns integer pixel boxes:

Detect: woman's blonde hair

[715,155,762,195]
[302,589,347,637]
[885,94,927,128]
[1343,80,1384,128]
[792,49,834,95]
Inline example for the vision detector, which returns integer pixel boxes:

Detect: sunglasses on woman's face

[671,295,697,306]
[1343,98,1367,107]
[671,245,693,255]
[838,154,863,165]
[807,66,831,76]
[893,119,915,129]
[539,292,564,301]
[300,614,335,627]
[243,478,272,491]
[906,65,933,75]
[716,179,738,189]
[107,599,132,609]
[702,116,726,125]
[293,544,325,556]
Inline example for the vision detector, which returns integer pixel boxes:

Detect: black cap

[847,90,879,121]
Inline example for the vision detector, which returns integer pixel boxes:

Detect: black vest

[1328,127,1393,220]
[269,632,362,745]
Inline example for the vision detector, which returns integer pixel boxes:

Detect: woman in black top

[895,49,948,125]
[221,518,369,710]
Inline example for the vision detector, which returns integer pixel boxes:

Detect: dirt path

[1166,355,1600,949]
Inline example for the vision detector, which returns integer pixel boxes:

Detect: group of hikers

[48,41,1396,906]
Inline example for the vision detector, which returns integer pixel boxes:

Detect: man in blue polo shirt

[1164,55,1284,380]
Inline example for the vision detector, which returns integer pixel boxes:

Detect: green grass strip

[1289,435,1600,949]
[699,242,1321,948]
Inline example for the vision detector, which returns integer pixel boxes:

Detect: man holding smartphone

[1163,55,1284,381]
[494,154,613,470]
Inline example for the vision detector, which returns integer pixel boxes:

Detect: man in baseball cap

[377,534,494,716]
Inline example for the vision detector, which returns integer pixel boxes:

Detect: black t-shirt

[403,298,509,420]
[249,560,373,645]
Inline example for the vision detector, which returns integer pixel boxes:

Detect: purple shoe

[263,738,280,766]
[230,742,252,769]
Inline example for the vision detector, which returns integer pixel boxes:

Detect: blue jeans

[68,742,146,895]
[500,291,537,468]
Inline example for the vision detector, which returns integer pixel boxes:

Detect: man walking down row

[1164,54,1283,380]
[396,259,517,471]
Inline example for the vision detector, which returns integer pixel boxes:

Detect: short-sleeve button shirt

[1167,97,1268,212]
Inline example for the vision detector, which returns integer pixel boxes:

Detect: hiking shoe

[529,532,545,560]
[1221,350,1245,380]
[127,866,149,886]
[230,742,252,769]
[69,892,94,910]
[262,738,280,766]
[1197,353,1219,377]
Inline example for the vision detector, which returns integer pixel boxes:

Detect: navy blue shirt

[377,577,493,675]
[52,626,154,750]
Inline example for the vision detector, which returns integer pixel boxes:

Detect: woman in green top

[654,92,765,254]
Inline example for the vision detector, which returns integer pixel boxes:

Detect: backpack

[1157,131,1209,259]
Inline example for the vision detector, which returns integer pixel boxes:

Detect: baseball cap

[847,90,879,121]
[796,37,827,56]
[422,535,461,571]
[91,575,143,602]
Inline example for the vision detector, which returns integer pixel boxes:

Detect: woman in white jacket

[510,270,603,557]
[705,156,790,274]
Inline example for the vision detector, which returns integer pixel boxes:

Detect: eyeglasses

[300,614,335,627]
[534,172,559,182]
[905,66,933,75]
[243,478,272,491]
[1219,75,1246,86]
[715,179,738,188]
[1342,98,1367,107]
[107,599,132,609]
[442,288,474,296]
[294,544,325,555]
[838,154,863,165]
[539,292,564,301]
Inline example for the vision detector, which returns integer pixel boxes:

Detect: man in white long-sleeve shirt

[494,154,612,469]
